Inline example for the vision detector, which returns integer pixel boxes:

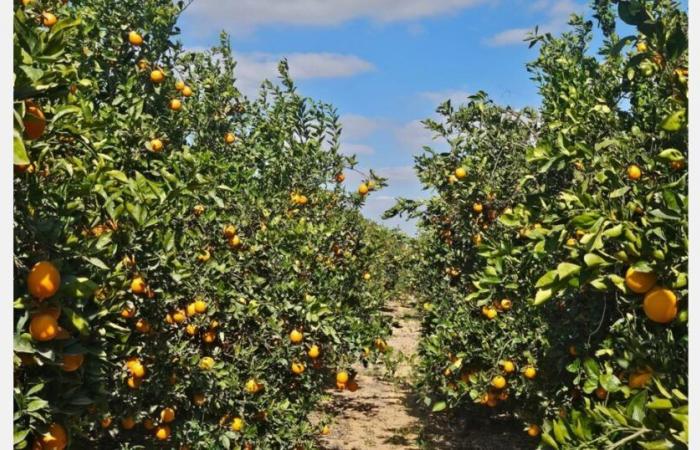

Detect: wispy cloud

[419,88,471,106]
[341,143,375,156]
[184,0,487,35]
[485,0,583,47]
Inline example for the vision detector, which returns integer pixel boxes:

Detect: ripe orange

[62,353,84,372]
[643,287,677,323]
[627,164,641,181]
[127,31,143,46]
[42,12,57,27]
[182,86,193,97]
[169,99,182,111]
[100,417,112,428]
[143,418,155,430]
[23,102,46,140]
[120,304,136,318]
[289,329,303,344]
[481,306,497,320]
[500,299,512,310]
[127,376,141,389]
[637,41,648,52]
[472,203,483,214]
[223,225,237,238]
[186,302,197,316]
[454,167,467,179]
[134,318,150,333]
[150,138,164,152]
[199,356,215,370]
[224,132,235,144]
[38,423,67,450]
[128,360,146,378]
[27,261,61,300]
[472,234,482,246]
[175,80,185,91]
[130,276,146,295]
[523,366,537,379]
[231,417,244,432]
[245,379,262,394]
[228,235,242,249]
[150,69,165,83]
[336,381,347,390]
[363,272,371,281]
[197,249,210,262]
[291,362,305,375]
[193,393,206,406]
[121,416,135,430]
[527,424,541,437]
[202,330,216,344]
[307,345,320,359]
[625,267,657,294]
[491,375,506,389]
[568,345,578,356]
[336,371,349,384]
[30,313,58,341]
[595,387,608,400]
[172,309,187,323]
[185,324,198,336]
[629,369,653,388]
[335,172,345,183]
[194,299,207,313]
[321,425,331,435]
[160,407,176,423]
[193,204,205,216]
[358,183,369,196]
[501,360,515,373]
[154,425,171,441]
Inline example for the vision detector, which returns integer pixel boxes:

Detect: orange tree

[387,0,687,447]
[13,1,397,448]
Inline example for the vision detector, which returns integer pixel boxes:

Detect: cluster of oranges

[480,298,512,320]
[624,267,678,324]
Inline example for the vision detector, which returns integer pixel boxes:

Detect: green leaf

[609,186,630,198]
[432,401,447,412]
[584,253,607,267]
[660,109,686,132]
[658,148,684,161]
[536,270,558,288]
[534,288,553,305]
[557,262,580,279]
[62,307,90,336]
[13,130,30,165]
[627,391,648,423]
[647,398,673,410]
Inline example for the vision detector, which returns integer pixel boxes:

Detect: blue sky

[177,0,686,234]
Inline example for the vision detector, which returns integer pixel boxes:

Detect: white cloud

[485,0,583,47]
[184,0,486,35]
[420,89,471,106]
[234,52,374,95]
[394,119,439,153]
[340,114,382,141]
[341,143,375,156]
[376,166,417,184]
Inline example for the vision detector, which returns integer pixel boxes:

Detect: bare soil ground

[317,300,533,450]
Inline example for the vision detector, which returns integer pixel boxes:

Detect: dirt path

[317,299,533,450]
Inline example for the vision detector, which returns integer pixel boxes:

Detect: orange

[625,267,657,294]
[627,164,641,181]
[192,393,206,406]
[62,353,84,372]
[523,366,537,380]
[224,132,235,144]
[121,416,135,430]
[228,235,242,248]
[38,423,67,450]
[245,379,261,394]
[231,417,244,432]
[481,306,497,320]
[358,183,369,196]
[491,375,506,389]
[185,324,198,336]
[154,425,171,441]
[42,12,57,27]
[629,370,653,389]
[335,172,345,183]
[472,234,482,246]
[128,360,145,378]
[502,360,515,374]
[23,102,46,140]
[363,272,371,281]
[336,381,346,390]
[595,387,607,400]
[643,287,677,323]
[223,225,237,238]
[637,41,648,52]
[566,238,577,247]
[172,309,187,323]
[193,204,205,215]
[336,371,349,384]
[182,86,193,97]
[169,99,182,111]
[150,69,165,83]
[202,330,216,344]
[150,138,164,152]
[197,249,210,262]
[127,376,141,389]
[472,203,483,214]
[291,362,305,375]
[160,407,175,423]
[137,59,149,70]
[30,313,58,341]
[186,302,197,316]
[100,417,112,428]
[120,304,136,318]
[307,345,320,359]
[289,329,303,344]
[321,425,331,435]
[527,424,541,437]
[143,418,155,430]
[130,276,146,295]
[296,194,309,205]
[500,299,512,310]
[199,356,215,370]
[127,31,143,46]
[134,318,150,333]
[175,80,185,91]
[454,167,467,179]
[194,299,207,313]
[568,345,578,356]
[27,261,61,300]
